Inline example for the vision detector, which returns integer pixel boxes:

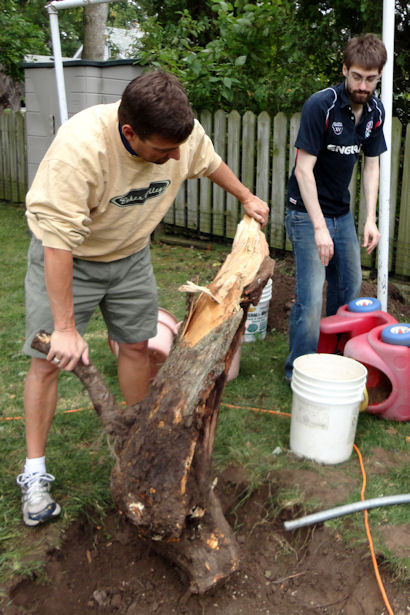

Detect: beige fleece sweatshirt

[26,101,221,262]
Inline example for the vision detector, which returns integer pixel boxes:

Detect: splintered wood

[180,216,270,346]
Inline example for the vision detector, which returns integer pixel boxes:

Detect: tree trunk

[32,216,275,595]
[82,3,109,61]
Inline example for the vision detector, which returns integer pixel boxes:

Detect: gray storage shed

[23,58,142,186]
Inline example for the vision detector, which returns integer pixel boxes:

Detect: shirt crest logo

[365,120,373,139]
[332,122,343,136]
[110,181,170,208]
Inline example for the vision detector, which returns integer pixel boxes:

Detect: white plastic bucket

[290,353,367,464]
[244,278,272,342]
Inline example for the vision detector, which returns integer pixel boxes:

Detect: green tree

[0,0,134,81]
[136,0,212,26]
[135,0,336,114]
[134,0,408,120]
[291,0,408,121]
[1,0,408,120]
[0,0,49,81]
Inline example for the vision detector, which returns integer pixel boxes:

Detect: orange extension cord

[2,402,395,613]
[353,443,395,615]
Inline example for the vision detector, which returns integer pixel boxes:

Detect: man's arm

[362,156,381,254]
[207,161,269,227]
[43,247,89,370]
[294,149,334,266]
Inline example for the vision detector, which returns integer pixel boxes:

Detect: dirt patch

[5,466,409,615]
[3,258,410,615]
[379,524,410,560]
[268,256,410,334]
[278,468,359,508]
[365,446,403,475]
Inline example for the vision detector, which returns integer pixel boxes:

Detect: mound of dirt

[6,465,409,615]
[268,255,410,334]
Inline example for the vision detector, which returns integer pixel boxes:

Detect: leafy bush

[1,0,408,120]
[0,1,48,81]
[134,0,408,120]
[135,0,334,114]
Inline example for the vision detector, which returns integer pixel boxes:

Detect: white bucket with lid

[290,353,367,464]
[244,278,272,342]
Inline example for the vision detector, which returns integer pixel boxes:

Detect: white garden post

[45,0,115,125]
[378,0,395,311]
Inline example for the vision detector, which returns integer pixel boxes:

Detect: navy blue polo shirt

[287,81,387,217]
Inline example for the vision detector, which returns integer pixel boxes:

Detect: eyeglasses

[349,71,380,85]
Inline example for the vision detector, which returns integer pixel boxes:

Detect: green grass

[0,202,409,587]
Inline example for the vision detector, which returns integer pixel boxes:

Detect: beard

[346,84,373,105]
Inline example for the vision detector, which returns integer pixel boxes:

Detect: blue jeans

[284,209,362,379]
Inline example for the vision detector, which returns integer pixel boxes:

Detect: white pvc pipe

[45,0,115,125]
[378,0,395,311]
[48,6,69,125]
[72,45,84,59]
[284,493,410,530]
[47,0,112,10]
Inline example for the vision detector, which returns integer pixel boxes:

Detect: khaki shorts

[23,236,158,358]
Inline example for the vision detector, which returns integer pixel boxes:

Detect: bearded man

[284,34,387,382]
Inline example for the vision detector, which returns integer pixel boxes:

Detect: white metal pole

[378,0,395,311]
[47,5,69,124]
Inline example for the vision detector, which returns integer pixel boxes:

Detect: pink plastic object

[344,324,410,421]
[317,303,397,355]
[108,307,178,382]
[226,340,242,381]
[148,308,179,380]
[108,308,242,382]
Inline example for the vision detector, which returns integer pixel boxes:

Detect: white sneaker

[16,473,61,526]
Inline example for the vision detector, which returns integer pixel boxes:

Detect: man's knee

[27,357,60,381]
[117,340,149,359]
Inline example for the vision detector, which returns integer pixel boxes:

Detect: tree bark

[32,216,275,594]
[82,3,109,61]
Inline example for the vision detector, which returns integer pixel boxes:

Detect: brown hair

[343,34,387,72]
[118,70,195,142]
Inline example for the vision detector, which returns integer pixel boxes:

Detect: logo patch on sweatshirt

[110,181,170,207]
[331,121,343,136]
